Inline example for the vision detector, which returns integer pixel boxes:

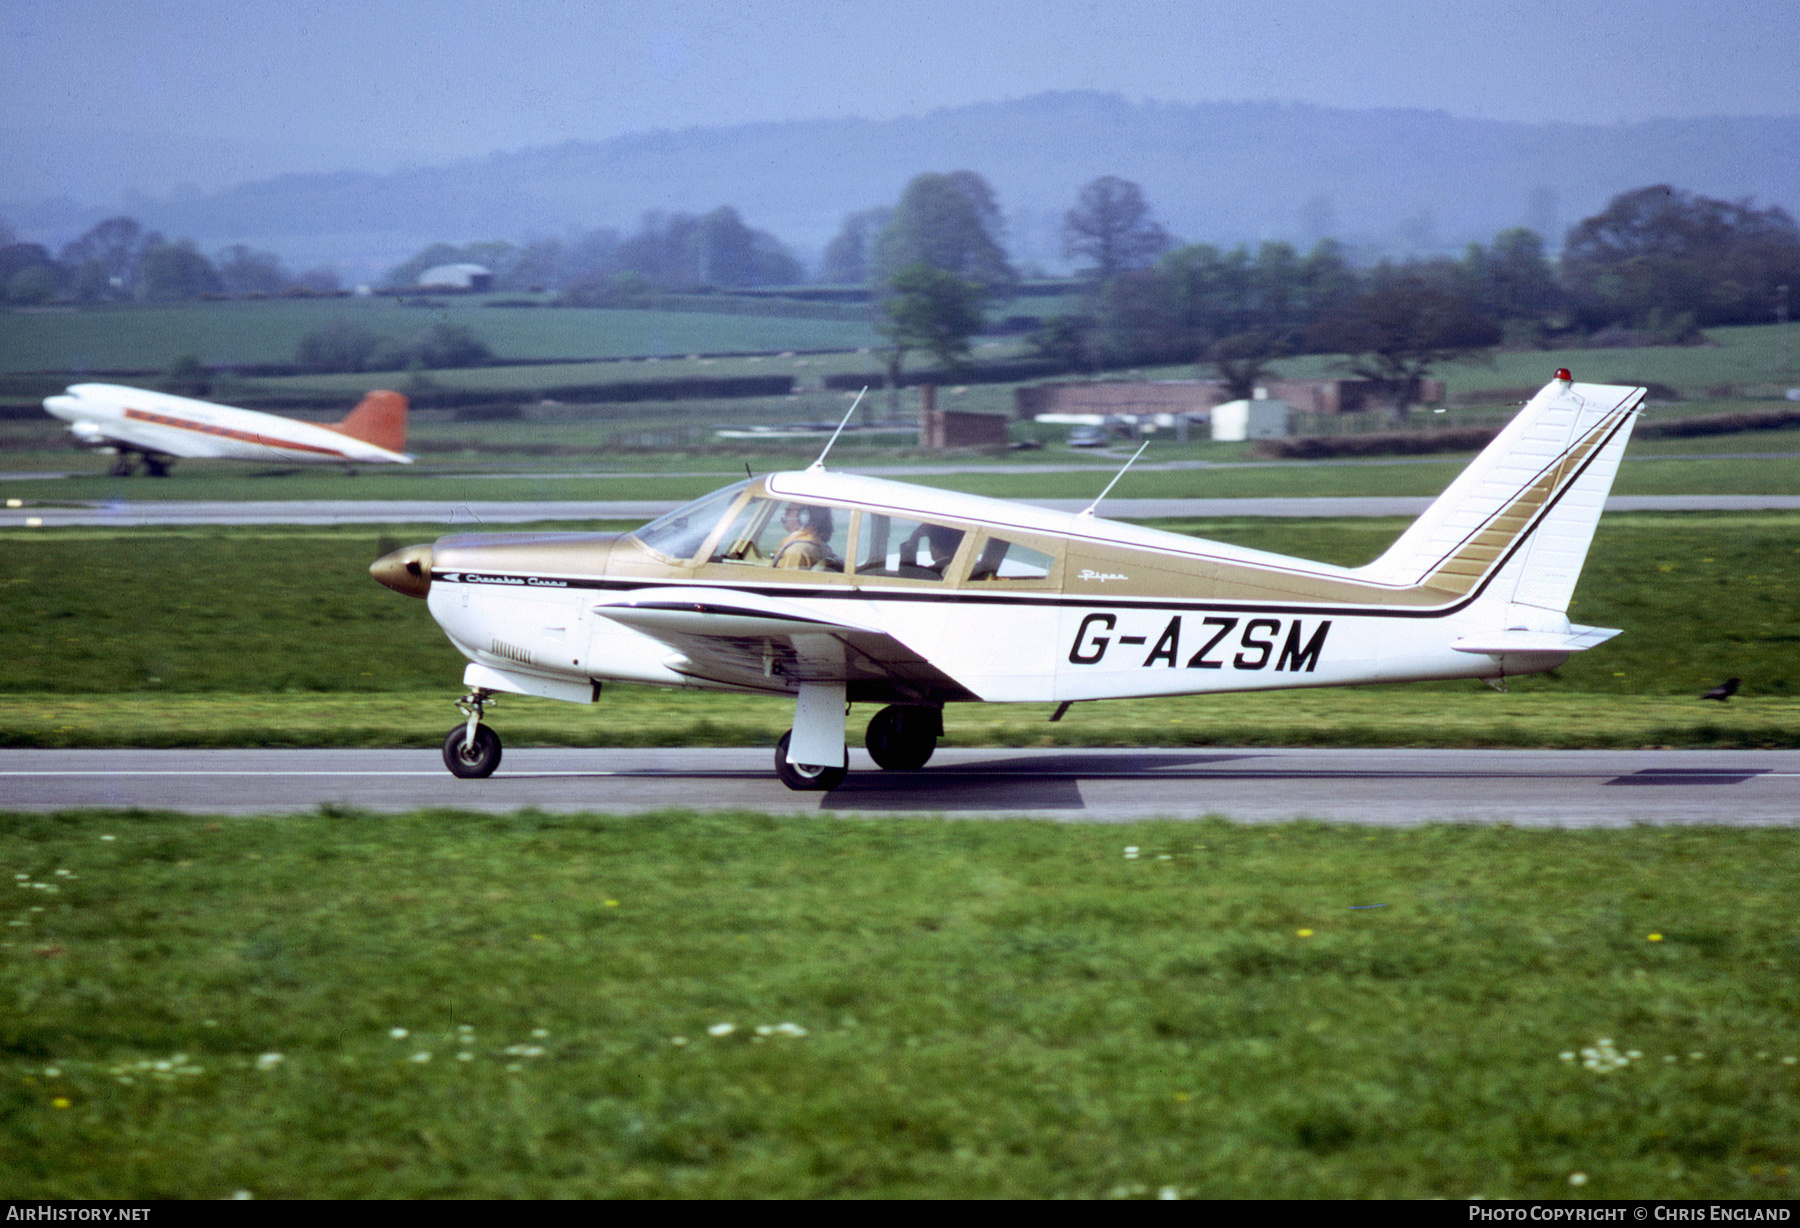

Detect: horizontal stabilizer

[1451,625,1622,655]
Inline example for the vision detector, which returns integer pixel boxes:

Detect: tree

[409,323,491,369]
[876,263,986,414]
[215,245,290,296]
[1030,313,1099,371]
[296,319,394,372]
[59,216,150,301]
[1463,228,1561,323]
[819,207,891,284]
[1094,266,1188,366]
[1062,176,1170,285]
[1204,331,1287,401]
[1309,269,1502,415]
[0,243,62,304]
[1562,185,1800,330]
[135,238,221,301]
[871,172,1016,298]
[612,208,802,290]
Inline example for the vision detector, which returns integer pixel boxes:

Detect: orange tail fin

[327,390,408,453]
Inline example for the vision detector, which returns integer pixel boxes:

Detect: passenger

[903,523,963,575]
[773,504,833,569]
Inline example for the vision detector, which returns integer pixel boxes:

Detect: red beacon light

[1554,368,1573,383]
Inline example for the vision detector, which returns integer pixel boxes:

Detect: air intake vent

[490,638,533,665]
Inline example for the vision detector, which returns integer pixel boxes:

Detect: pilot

[773,504,833,569]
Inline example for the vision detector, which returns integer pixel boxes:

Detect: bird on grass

[1700,678,1740,702]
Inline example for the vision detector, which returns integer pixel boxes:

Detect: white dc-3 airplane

[42,384,412,475]
[371,370,1643,790]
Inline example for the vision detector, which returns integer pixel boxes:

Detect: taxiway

[4,747,1796,824]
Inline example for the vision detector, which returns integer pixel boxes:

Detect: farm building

[417,263,494,292]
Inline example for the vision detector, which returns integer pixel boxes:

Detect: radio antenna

[808,387,868,472]
[1079,438,1150,517]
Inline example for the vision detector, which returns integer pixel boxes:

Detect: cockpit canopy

[631,477,1057,586]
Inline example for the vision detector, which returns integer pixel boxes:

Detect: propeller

[370,543,434,598]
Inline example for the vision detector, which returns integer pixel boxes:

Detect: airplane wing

[63,416,199,458]
[591,586,977,700]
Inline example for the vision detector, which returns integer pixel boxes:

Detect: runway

[4,747,1797,824]
[7,494,1800,527]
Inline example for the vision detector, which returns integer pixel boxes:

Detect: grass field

[2,424,1799,509]
[1,513,1794,749]
[4,690,1797,752]
[4,809,1797,1198]
[0,298,881,375]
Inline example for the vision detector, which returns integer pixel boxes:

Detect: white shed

[1210,398,1290,442]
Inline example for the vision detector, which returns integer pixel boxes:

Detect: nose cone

[371,543,434,598]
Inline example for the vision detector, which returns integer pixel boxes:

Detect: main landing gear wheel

[774,730,847,792]
[442,723,502,778]
[864,705,939,770]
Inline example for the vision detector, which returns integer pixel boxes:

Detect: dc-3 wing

[590,586,976,700]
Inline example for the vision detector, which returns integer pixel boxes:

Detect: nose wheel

[443,723,502,778]
[441,687,502,778]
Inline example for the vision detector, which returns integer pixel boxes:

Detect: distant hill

[7,92,1798,279]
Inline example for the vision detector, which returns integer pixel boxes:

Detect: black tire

[864,705,938,770]
[774,730,846,792]
[442,723,502,779]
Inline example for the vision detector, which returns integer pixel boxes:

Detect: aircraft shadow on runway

[823,752,1267,811]
[494,755,1770,814]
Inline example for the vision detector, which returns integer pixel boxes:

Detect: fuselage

[389,468,1571,708]
[43,384,412,466]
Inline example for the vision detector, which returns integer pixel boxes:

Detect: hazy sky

[5,0,1798,197]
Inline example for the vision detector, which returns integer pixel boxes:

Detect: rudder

[1356,373,1644,613]
[328,390,408,453]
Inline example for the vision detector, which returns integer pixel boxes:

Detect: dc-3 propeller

[372,370,1646,791]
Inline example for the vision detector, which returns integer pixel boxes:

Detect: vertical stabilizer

[1356,375,1644,614]
[328,390,408,453]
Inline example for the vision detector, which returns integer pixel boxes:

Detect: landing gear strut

[442,687,502,778]
[104,452,174,477]
[864,705,940,770]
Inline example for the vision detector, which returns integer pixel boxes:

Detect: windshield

[631,480,750,562]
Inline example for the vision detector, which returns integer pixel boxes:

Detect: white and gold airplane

[43,384,412,475]
[372,371,1643,790]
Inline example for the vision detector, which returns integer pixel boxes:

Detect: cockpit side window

[632,481,750,563]
[853,514,967,581]
[709,498,848,572]
[968,535,1056,582]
